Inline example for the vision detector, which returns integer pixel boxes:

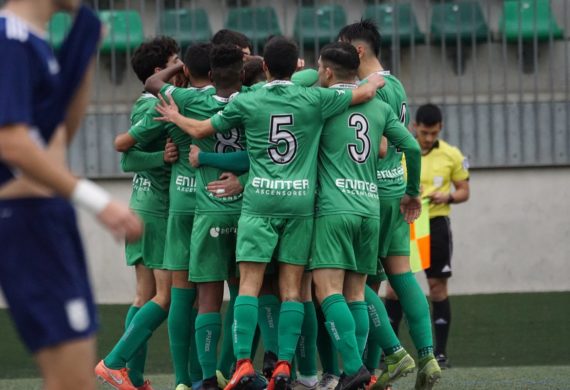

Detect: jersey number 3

[347,113,371,164]
[268,114,297,164]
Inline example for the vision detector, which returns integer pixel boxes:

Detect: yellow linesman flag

[410,199,431,273]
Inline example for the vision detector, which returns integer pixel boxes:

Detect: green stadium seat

[294,5,347,46]
[47,12,72,50]
[98,10,144,54]
[160,8,212,47]
[364,3,425,46]
[225,7,281,44]
[499,0,564,42]
[430,1,489,44]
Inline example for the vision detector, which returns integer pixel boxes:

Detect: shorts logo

[66,298,90,332]
[210,226,237,238]
[210,227,220,238]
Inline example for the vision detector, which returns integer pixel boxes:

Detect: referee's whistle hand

[428,191,449,205]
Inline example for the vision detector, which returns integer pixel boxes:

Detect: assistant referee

[385,103,470,369]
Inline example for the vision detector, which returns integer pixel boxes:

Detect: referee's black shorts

[425,216,453,279]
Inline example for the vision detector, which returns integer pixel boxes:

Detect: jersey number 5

[347,113,371,164]
[268,114,297,164]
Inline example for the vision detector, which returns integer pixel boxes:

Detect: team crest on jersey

[335,90,346,96]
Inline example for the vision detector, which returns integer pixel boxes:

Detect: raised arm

[350,72,385,106]
[154,92,215,139]
[145,63,184,96]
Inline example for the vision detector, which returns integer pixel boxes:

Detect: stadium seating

[98,10,144,54]
[430,1,489,44]
[294,5,347,47]
[47,12,72,50]
[160,8,212,48]
[225,6,281,45]
[499,0,564,42]
[364,3,425,46]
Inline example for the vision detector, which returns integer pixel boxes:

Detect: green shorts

[236,215,313,266]
[125,212,167,269]
[190,213,239,282]
[367,260,388,284]
[379,198,410,258]
[164,213,194,271]
[310,214,379,275]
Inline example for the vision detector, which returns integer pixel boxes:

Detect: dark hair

[416,104,443,126]
[131,36,179,84]
[183,43,213,79]
[263,36,298,79]
[243,57,265,87]
[210,44,244,88]
[337,19,382,58]
[320,42,360,81]
[211,29,252,52]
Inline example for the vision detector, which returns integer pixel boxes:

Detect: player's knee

[428,279,448,301]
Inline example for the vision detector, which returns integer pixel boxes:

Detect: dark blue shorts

[0,197,98,353]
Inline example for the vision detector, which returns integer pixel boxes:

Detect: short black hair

[337,19,382,58]
[243,57,265,87]
[183,43,212,79]
[263,36,298,79]
[131,36,179,84]
[416,104,443,126]
[210,44,244,89]
[320,42,360,81]
[211,29,252,52]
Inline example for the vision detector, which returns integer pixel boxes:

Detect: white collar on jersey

[141,92,156,100]
[0,10,47,39]
[263,80,294,88]
[188,85,214,92]
[330,83,358,90]
[213,91,240,103]
[362,70,391,81]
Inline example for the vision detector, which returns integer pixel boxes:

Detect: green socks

[321,294,362,376]
[169,288,196,386]
[218,284,238,378]
[296,301,318,377]
[196,312,222,379]
[348,301,369,357]
[316,306,340,376]
[388,272,433,356]
[365,285,402,356]
[189,308,203,383]
[278,301,305,362]
[124,306,146,387]
[232,295,259,360]
[105,301,167,369]
[258,294,281,354]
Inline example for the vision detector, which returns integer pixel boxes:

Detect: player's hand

[367,72,386,89]
[174,72,189,88]
[296,58,305,71]
[164,137,179,163]
[207,172,243,198]
[155,92,181,123]
[244,54,264,62]
[400,195,422,224]
[97,200,143,242]
[189,145,201,168]
[428,191,450,205]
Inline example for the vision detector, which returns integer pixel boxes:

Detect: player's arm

[64,58,96,143]
[206,172,246,198]
[192,147,250,172]
[145,63,184,96]
[450,179,469,204]
[154,93,215,139]
[120,137,178,172]
[350,73,385,106]
[291,69,318,87]
[379,137,388,159]
[115,132,137,152]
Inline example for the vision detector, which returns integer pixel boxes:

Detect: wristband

[71,179,112,214]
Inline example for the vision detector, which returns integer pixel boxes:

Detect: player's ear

[355,45,365,59]
[153,66,162,75]
[183,65,190,78]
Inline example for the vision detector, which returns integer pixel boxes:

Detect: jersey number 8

[215,128,244,153]
[347,113,371,164]
[268,114,297,164]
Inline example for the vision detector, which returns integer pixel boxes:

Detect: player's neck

[215,85,240,98]
[190,79,211,89]
[329,77,357,88]
[358,58,384,81]
[4,0,56,34]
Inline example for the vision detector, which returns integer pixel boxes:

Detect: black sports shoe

[263,350,278,379]
[334,366,371,390]
[435,353,450,369]
[202,376,219,390]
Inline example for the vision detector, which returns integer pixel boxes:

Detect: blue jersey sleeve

[0,39,32,128]
[50,6,101,126]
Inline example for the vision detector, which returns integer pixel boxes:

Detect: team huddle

[93,19,444,390]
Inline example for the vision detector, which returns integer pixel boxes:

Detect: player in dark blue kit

[0,1,142,390]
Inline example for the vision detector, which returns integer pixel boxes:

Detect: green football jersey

[374,73,409,199]
[162,84,246,215]
[127,93,171,216]
[211,80,353,218]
